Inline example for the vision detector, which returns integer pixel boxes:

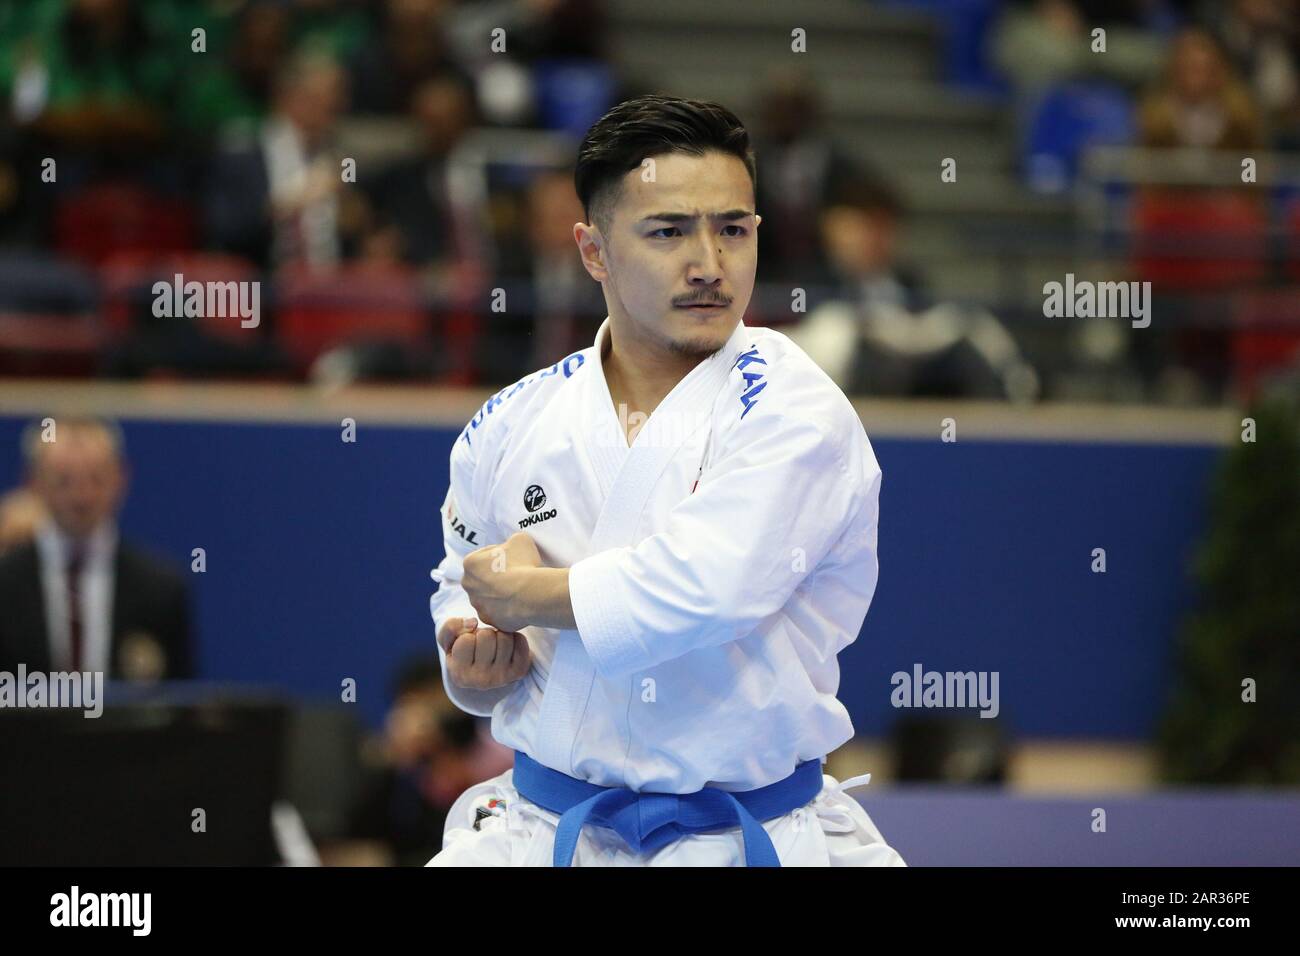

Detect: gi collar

[590,314,751,435]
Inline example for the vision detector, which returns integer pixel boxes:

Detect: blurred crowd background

[1,0,1297,866]
[0,0,1297,404]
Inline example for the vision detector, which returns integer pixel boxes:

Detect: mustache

[675,295,731,307]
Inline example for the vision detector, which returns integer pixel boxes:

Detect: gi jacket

[431,316,882,792]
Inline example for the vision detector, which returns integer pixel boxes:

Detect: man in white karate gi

[427,94,905,866]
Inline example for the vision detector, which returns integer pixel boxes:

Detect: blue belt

[510,750,823,867]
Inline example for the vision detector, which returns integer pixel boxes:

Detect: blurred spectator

[0,0,179,155]
[0,417,194,680]
[817,176,930,313]
[1139,26,1265,149]
[420,0,610,128]
[287,0,373,61]
[180,2,293,133]
[791,174,1036,401]
[0,113,54,245]
[750,67,865,285]
[442,0,608,72]
[1203,0,1300,147]
[481,167,605,379]
[1132,26,1269,401]
[338,653,512,866]
[348,0,474,115]
[361,72,480,273]
[992,0,1169,100]
[205,51,366,270]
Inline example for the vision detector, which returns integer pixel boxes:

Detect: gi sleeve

[568,414,879,679]
[429,432,516,717]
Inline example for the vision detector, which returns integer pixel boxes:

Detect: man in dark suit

[204,52,351,271]
[0,417,193,680]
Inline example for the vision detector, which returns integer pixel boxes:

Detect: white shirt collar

[35,519,118,568]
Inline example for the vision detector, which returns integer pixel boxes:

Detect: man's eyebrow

[638,209,755,224]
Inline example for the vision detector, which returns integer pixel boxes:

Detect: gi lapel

[534,316,752,774]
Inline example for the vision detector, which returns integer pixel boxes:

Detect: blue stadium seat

[878,0,1008,95]
[1023,82,1135,194]
[532,60,616,140]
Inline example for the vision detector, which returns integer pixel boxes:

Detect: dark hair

[828,170,905,220]
[574,94,757,234]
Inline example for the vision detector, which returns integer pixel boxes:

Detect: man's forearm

[517,566,576,630]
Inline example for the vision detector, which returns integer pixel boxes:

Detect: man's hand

[461,531,577,632]
[437,616,531,691]
[462,531,544,632]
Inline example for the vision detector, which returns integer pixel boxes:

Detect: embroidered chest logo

[518,484,558,529]
[731,345,767,419]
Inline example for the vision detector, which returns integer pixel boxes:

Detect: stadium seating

[54,184,197,267]
[100,252,260,342]
[1132,189,1269,290]
[0,252,105,375]
[274,264,429,370]
[1023,83,1135,194]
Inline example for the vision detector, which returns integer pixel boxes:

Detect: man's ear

[575,221,608,282]
[755,214,762,228]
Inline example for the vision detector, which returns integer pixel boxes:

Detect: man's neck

[601,319,705,419]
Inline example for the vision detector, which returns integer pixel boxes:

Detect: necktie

[66,543,85,672]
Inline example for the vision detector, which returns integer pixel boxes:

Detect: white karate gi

[427,315,905,866]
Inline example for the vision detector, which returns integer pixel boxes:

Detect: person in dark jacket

[0,417,193,681]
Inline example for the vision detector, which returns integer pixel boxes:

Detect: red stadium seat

[55,184,197,267]
[1132,189,1268,290]
[1287,201,1300,283]
[1230,288,1300,401]
[275,264,430,368]
[100,252,259,341]
[0,313,107,376]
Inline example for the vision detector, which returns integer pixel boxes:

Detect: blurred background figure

[750,66,865,285]
[518,166,606,370]
[1201,0,1300,149]
[347,0,473,116]
[477,164,606,380]
[361,72,481,281]
[791,172,1038,401]
[0,417,194,680]
[992,0,1168,103]
[1130,26,1270,402]
[1139,25,1265,150]
[332,653,512,867]
[181,1,293,133]
[0,0,176,156]
[205,50,360,270]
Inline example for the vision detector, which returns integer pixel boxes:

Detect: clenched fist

[437,615,532,691]
[461,531,544,633]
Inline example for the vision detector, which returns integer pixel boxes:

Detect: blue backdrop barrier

[0,412,1221,738]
